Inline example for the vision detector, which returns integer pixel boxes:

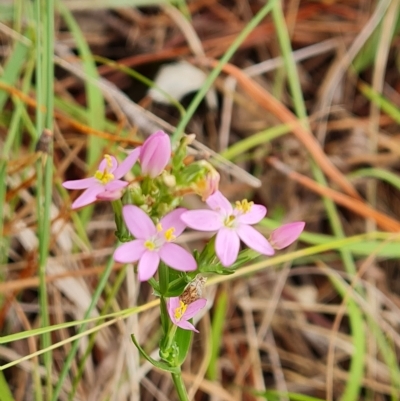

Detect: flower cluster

[63,130,305,333]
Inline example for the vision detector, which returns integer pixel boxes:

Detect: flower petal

[269,222,305,249]
[167,297,180,325]
[105,180,128,192]
[180,210,223,231]
[236,224,274,256]
[71,184,103,209]
[113,147,141,178]
[98,155,118,173]
[160,208,187,236]
[140,131,171,178]
[206,191,232,214]
[96,190,123,201]
[137,250,160,281]
[237,204,266,225]
[183,298,206,320]
[122,205,156,239]
[113,239,146,263]
[215,228,240,267]
[177,320,198,332]
[62,177,97,190]
[159,243,197,272]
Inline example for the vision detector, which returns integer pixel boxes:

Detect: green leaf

[175,326,193,366]
[131,334,179,373]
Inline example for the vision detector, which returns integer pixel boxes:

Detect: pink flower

[167,296,206,332]
[62,149,140,209]
[139,131,171,178]
[269,222,305,249]
[113,206,197,281]
[181,191,274,267]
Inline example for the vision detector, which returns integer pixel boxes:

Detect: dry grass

[1,1,400,400]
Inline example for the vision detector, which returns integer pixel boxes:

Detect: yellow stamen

[94,155,115,184]
[164,227,176,242]
[174,300,187,321]
[235,199,253,213]
[94,170,114,184]
[156,223,163,232]
[104,154,113,168]
[144,240,155,251]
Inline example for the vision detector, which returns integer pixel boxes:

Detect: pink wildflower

[139,131,171,178]
[62,149,140,209]
[167,296,206,333]
[181,191,274,267]
[113,206,196,281]
[269,222,305,250]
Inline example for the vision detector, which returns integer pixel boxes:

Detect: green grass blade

[206,288,228,380]
[51,254,116,401]
[271,2,365,399]
[0,371,15,401]
[0,40,31,112]
[171,0,279,144]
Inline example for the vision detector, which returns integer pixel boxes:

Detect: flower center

[174,300,187,321]
[94,155,114,184]
[224,215,236,228]
[235,199,253,214]
[144,240,156,251]
[164,227,176,242]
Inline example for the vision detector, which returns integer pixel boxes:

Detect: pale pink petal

[96,190,123,201]
[215,228,240,267]
[269,222,305,249]
[71,184,103,209]
[123,205,156,239]
[183,298,206,319]
[159,243,197,271]
[98,155,118,173]
[177,320,198,332]
[113,239,146,263]
[62,177,97,190]
[236,224,274,256]
[180,210,223,231]
[167,297,181,325]
[137,250,160,281]
[105,180,128,191]
[113,147,141,178]
[140,131,171,178]
[160,208,187,236]
[237,204,266,224]
[206,191,232,214]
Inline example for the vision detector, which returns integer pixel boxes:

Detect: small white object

[148,60,218,109]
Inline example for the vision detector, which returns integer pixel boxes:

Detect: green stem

[171,371,190,401]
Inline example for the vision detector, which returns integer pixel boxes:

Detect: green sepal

[200,262,235,275]
[165,278,189,297]
[197,236,217,266]
[200,249,260,274]
[111,200,131,242]
[175,162,204,186]
[171,135,191,172]
[148,277,160,294]
[131,334,179,373]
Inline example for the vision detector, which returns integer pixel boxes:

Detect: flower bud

[269,222,305,250]
[192,163,220,201]
[139,131,171,178]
